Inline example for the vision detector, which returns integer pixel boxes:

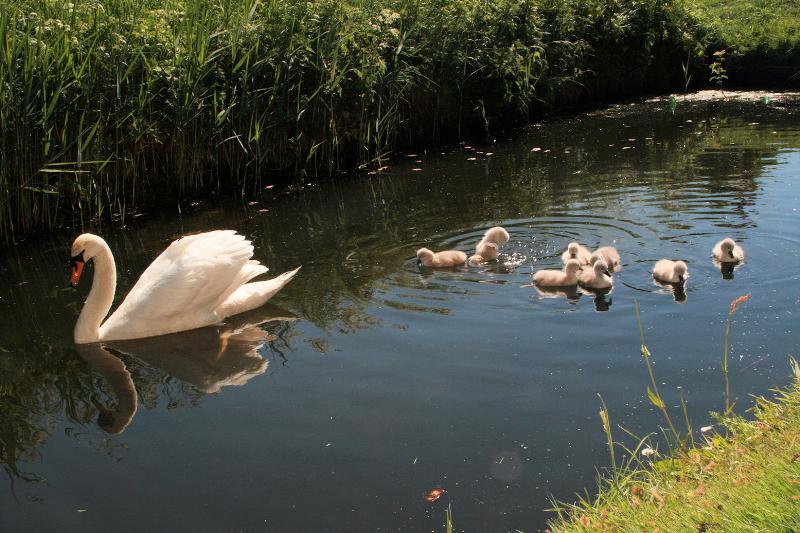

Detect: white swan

[652,259,689,284]
[533,259,581,287]
[712,238,745,263]
[561,242,592,265]
[70,231,300,344]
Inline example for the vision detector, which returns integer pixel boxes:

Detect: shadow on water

[2,93,800,531]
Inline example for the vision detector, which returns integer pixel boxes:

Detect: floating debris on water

[424,487,445,502]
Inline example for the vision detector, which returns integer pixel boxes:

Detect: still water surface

[1,93,799,532]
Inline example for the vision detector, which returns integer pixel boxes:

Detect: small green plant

[709,49,729,93]
[634,301,685,451]
[681,56,692,93]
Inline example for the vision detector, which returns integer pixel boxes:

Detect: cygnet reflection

[578,286,613,312]
[719,262,737,280]
[653,279,688,304]
[533,284,583,304]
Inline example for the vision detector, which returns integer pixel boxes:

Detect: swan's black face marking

[69,250,85,288]
[69,250,85,268]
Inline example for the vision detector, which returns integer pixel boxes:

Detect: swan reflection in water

[76,304,297,434]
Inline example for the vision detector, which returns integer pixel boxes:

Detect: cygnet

[578,258,613,289]
[417,248,467,268]
[712,238,744,263]
[533,259,581,287]
[591,246,621,272]
[469,241,499,266]
[468,226,510,265]
[652,259,689,284]
[561,242,592,265]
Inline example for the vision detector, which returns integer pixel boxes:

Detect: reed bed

[0,0,710,240]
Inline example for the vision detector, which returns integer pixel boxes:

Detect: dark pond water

[2,93,799,532]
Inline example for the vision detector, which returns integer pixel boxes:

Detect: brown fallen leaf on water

[424,487,445,502]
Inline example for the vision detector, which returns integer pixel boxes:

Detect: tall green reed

[0,0,705,242]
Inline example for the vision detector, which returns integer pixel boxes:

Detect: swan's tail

[214,267,300,320]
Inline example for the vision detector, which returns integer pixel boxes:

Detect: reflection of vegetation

[0,342,95,484]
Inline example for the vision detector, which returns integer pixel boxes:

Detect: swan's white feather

[99,231,284,341]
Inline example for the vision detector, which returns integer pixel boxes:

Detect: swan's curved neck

[74,240,116,344]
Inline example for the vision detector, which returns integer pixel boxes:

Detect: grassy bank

[548,370,800,532]
[548,298,800,532]
[693,0,800,86]
[1,0,798,242]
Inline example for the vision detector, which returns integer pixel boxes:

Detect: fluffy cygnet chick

[712,238,745,263]
[591,246,621,272]
[417,248,467,268]
[561,242,592,265]
[533,259,581,287]
[469,241,499,266]
[578,258,613,289]
[482,226,510,245]
[652,259,689,284]
[468,226,510,265]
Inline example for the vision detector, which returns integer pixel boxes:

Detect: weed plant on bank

[0,0,703,241]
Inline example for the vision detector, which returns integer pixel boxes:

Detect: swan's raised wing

[100,231,263,341]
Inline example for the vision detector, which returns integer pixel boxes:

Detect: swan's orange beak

[70,261,84,287]
[69,251,85,288]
